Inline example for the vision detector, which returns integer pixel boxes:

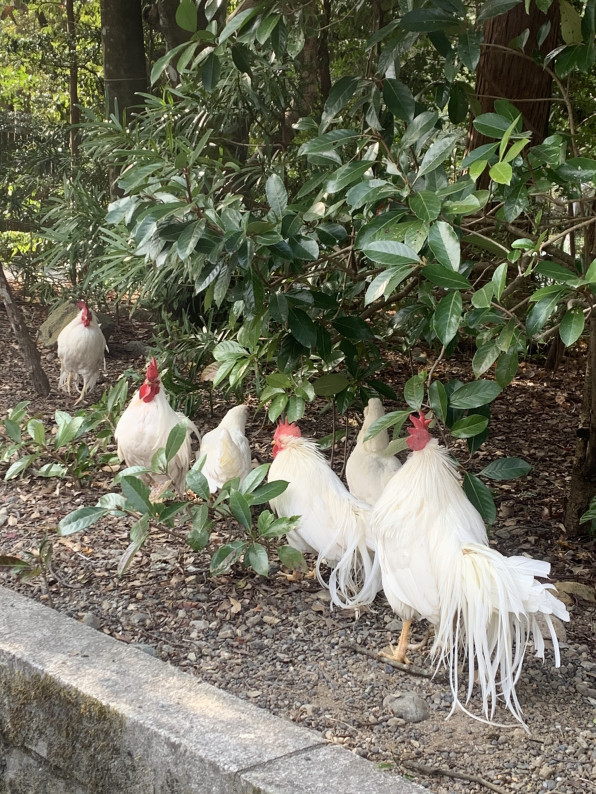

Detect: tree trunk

[100,0,147,198]
[469,0,560,158]
[0,263,50,396]
[66,0,79,158]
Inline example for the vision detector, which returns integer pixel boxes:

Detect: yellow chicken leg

[381,618,412,664]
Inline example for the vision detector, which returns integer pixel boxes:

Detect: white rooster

[371,412,569,727]
[114,357,200,496]
[346,398,402,504]
[268,420,381,608]
[198,404,251,492]
[57,300,107,404]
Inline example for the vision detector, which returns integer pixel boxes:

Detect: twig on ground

[402,760,510,794]
[346,641,433,678]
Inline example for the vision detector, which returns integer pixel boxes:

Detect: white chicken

[114,357,200,496]
[346,398,402,504]
[198,404,251,492]
[371,412,570,727]
[268,420,381,608]
[57,300,107,404]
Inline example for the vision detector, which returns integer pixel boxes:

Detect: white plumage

[57,301,107,404]
[371,413,569,727]
[268,421,381,608]
[346,398,402,504]
[114,358,199,496]
[198,404,251,492]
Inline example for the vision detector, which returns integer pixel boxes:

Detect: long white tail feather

[430,542,569,727]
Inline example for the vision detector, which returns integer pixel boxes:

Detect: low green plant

[59,423,303,578]
[0,381,129,485]
[0,537,55,606]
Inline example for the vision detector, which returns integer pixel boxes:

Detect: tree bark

[0,263,50,396]
[66,0,79,157]
[469,0,560,157]
[99,0,148,199]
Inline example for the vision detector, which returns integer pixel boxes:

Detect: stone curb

[0,586,424,793]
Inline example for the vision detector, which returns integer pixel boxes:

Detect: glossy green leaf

[266,173,287,218]
[244,542,269,576]
[450,414,489,438]
[165,422,188,464]
[479,457,532,480]
[201,53,220,91]
[359,240,420,266]
[210,541,247,576]
[463,472,496,524]
[434,291,462,345]
[409,191,442,222]
[229,490,252,530]
[472,342,500,377]
[176,0,197,31]
[559,307,585,346]
[449,380,502,409]
[382,78,415,121]
[121,475,153,514]
[489,161,513,185]
[321,76,360,129]
[58,507,108,536]
[5,454,37,480]
[325,161,372,193]
[429,380,447,423]
[401,111,439,148]
[428,221,460,270]
[495,348,519,388]
[278,545,306,570]
[313,373,350,397]
[363,409,410,441]
[526,294,561,337]
[416,132,460,179]
[332,316,373,340]
[27,419,45,446]
[404,373,425,410]
[288,308,317,347]
[365,265,416,305]
[423,264,471,289]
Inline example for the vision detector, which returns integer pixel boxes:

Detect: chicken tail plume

[432,542,569,729]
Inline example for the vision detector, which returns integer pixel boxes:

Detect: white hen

[371,413,570,728]
[114,357,200,496]
[268,420,381,608]
[57,300,107,404]
[198,404,251,492]
[346,398,402,504]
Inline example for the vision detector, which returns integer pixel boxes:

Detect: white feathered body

[372,439,569,726]
[57,311,106,397]
[115,387,196,495]
[346,398,402,504]
[269,435,381,607]
[199,405,251,492]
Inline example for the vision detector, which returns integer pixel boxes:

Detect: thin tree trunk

[0,263,50,396]
[66,0,79,158]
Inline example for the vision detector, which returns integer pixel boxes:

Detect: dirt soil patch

[1,293,595,794]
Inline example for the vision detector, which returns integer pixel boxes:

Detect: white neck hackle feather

[269,434,381,608]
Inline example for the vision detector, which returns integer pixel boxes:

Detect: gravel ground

[1,295,595,794]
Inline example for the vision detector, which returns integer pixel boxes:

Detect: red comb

[145,357,159,381]
[76,299,88,310]
[273,420,301,440]
[406,412,432,451]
